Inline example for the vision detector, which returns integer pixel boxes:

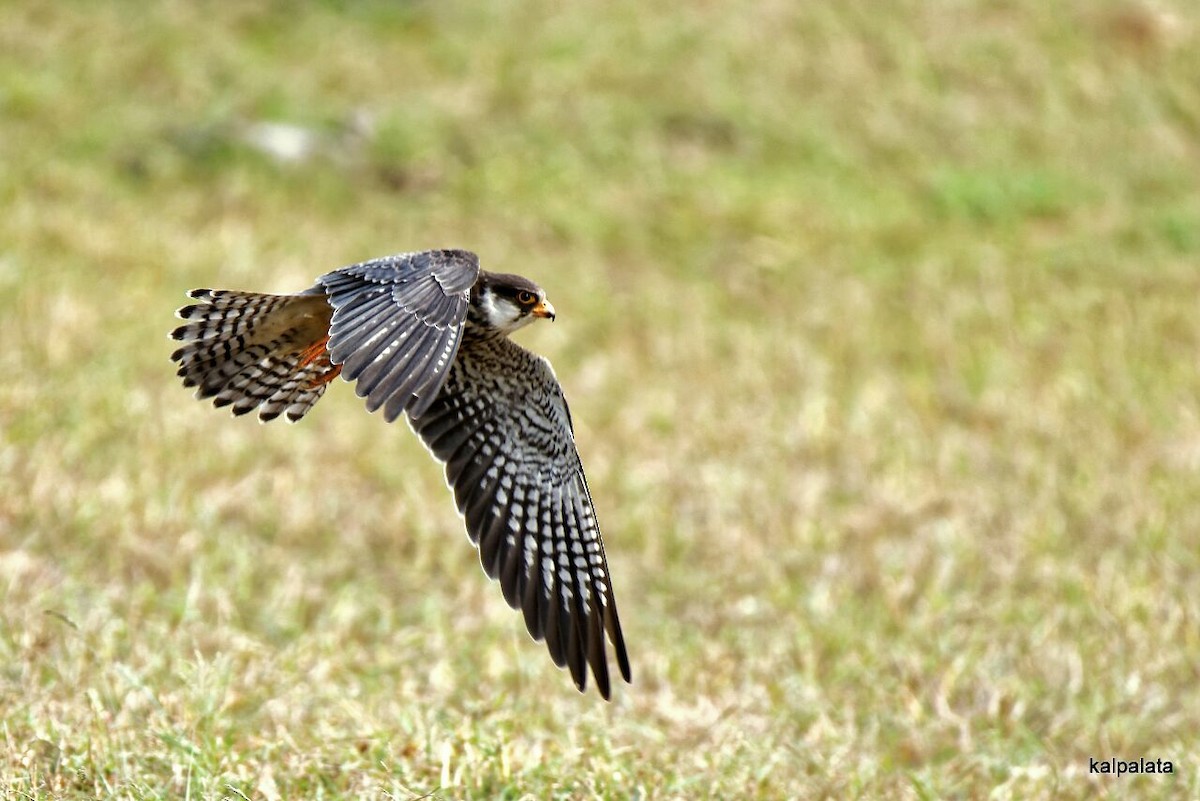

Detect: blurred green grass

[3,0,1200,798]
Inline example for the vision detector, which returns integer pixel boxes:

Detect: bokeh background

[3,2,1199,798]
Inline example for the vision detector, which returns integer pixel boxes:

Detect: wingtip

[406,395,433,421]
[594,671,611,701]
[617,644,632,684]
[572,667,588,695]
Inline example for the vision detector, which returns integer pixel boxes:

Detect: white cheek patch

[483,295,525,330]
[479,291,499,323]
[497,299,522,322]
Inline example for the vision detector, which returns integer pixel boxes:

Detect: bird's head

[472,272,556,335]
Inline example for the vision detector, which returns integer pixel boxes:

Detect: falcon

[170,249,630,699]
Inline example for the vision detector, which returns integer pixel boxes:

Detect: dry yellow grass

[3,1,1200,798]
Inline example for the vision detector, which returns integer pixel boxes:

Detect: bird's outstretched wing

[318,249,480,421]
[409,336,631,699]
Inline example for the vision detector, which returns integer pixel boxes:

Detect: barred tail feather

[170,289,337,423]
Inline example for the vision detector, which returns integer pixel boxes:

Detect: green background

[2,1,1199,798]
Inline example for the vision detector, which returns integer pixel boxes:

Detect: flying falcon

[170,249,630,699]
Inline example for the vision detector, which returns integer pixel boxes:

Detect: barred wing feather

[409,336,631,699]
[318,249,479,421]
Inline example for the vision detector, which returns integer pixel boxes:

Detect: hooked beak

[531,299,556,320]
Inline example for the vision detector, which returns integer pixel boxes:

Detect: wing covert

[318,249,479,420]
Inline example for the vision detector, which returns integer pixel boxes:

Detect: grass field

[3,1,1200,798]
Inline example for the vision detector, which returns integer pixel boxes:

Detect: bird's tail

[170,289,340,423]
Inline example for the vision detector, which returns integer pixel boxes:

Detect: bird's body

[171,249,630,699]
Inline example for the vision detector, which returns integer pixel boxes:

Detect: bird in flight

[170,249,630,699]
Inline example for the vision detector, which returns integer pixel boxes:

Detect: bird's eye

[516,291,538,306]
